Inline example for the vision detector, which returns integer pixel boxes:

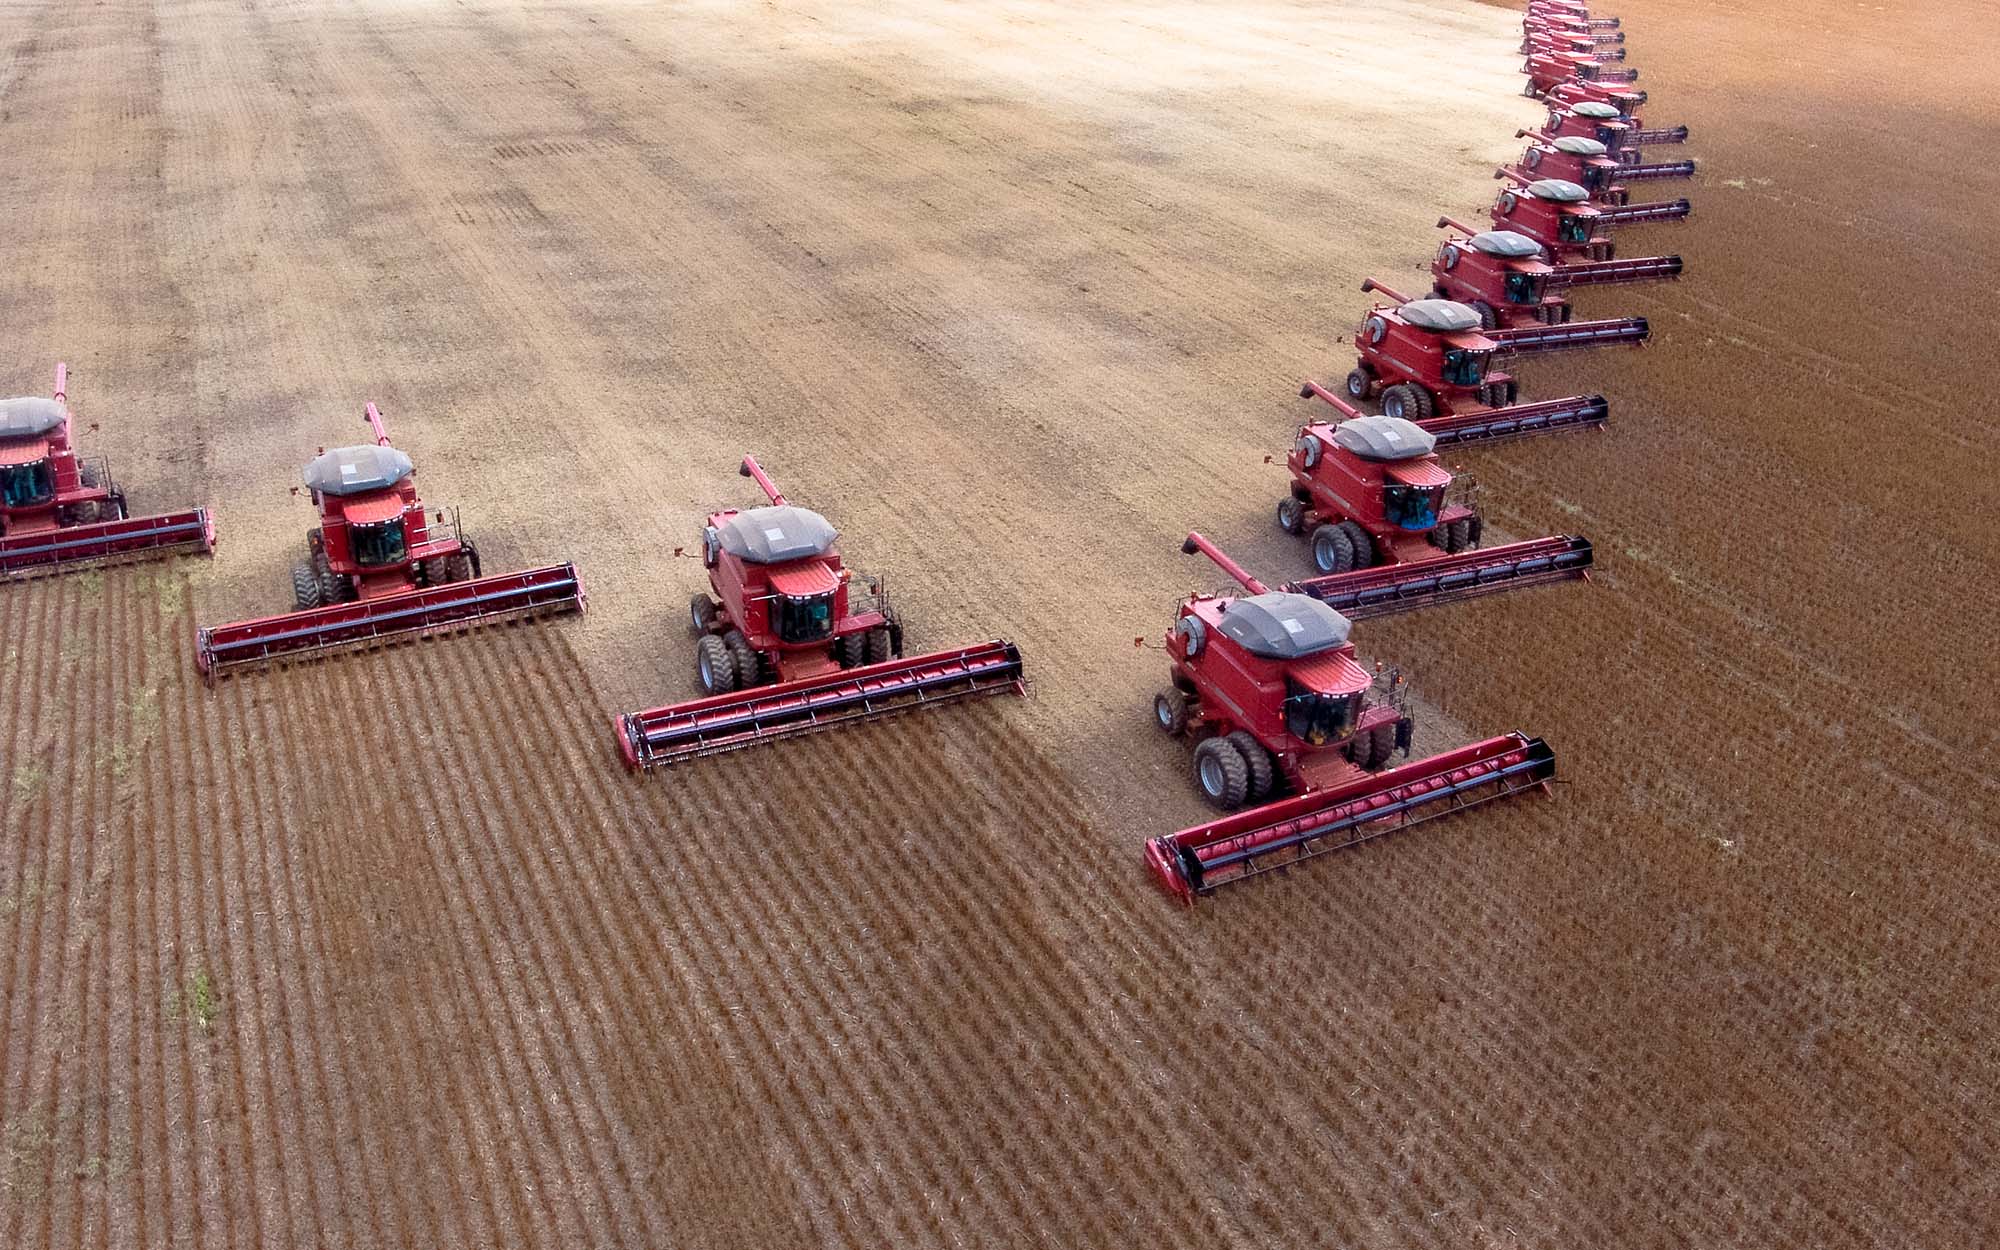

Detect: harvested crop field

[2,0,1995,1247]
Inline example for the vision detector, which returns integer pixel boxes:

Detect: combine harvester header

[615,455,1024,769]
[195,402,582,679]
[1143,534,1564,905]
[1,363,215,579]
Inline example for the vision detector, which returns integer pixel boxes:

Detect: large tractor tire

[290,564,324,611]
[865,626,894,665]
[695,634,737,694]
[1345,369,1373,401]
[689,594,719,635]
[835,632,867,667]
[1154,689,1191,736]
[1337,521,1375,569]
[444,552,475,583]
[420,557,449,586]
[1276,497,1306,536]
[1311,523,1355,575]
[1224,730,1275,801]
[1193,737,1250,810]
[723,630,761,686]
[1471,300,1500,331]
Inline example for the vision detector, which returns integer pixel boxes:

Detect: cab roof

[1399,299,1484,333]
[304,444,415,497]
[1288,650,1374,697]
[1553,135,1609,156]
[1527,179,1592,203]
[0,437,51,467]
[1332,415,1437,462]
[716,504,838,565]
[1217,592,1352,660]
[340,493,408,526]
[768,560,841,597]
[1387,459,1453,488]
[1469,230,1543,258]
[0,397,66,440]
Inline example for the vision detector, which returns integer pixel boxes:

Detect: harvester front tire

[444,552,475,584]
[865,627,894,665]
[1368,722,1397,770]
[689,594,719,635]
[1276,497,1306,536]
[1311,524,1355,575]
[1349,727,1378,770]
[723,631,761,686]
[291,565,324,611]
[1193,738,1250,810]
[1380,384,1415,421]
[1154,690,1190,736]
[1338,521,1375,569]
[1471,300,1500,331]
[696,635,737,694]
[420,557,449,587]
[1448,518,1474,552]
[1224,731,1274,801]
[835,632,867,667]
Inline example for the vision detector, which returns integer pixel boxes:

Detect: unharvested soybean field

[1,1,1994,1246]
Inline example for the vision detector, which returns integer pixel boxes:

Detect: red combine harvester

[1511,129,1694,205]
[1546,99,1690,162]
[1274,401,1594,613]
[615,455,1024,769]
[194,403,583,679]
[1143,533,1559,905]
[1491,175,1688,263]
[1527,0,1618,24]
[1523,14,1623,51]
[1544,75,1648,119]
[1,364,214,579]
[1524,46,1638,101]
[1325,278,1643,438]
[1430,217,1682,330]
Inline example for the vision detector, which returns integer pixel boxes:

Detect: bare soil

[1,1,1995,1247]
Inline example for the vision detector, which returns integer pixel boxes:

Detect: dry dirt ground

[2,0,1997,1247]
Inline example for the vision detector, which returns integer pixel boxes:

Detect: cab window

[1442,348,1487,386]
[1284,685,1358,747]
[349,520,409,568]
[0,460,55,508]
[775,592,835,644]
[1383,483,1444,530]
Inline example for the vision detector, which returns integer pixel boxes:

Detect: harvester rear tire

[1310,524,1354,574]
[1345,370,1372,400]
[1193,738,1250,810]
[291,565,324,611]
[696,635,737,694]
[689,594,719,635]
[866,627,894,665]
[723,631,761,686]
[1154,690,1190,736]
[1338,521,1375,568]
[1225,731,1274,801]
[1276,497,1306,536]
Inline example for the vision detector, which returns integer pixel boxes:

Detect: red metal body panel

[195,562,585,680]
[616,640,1026,768]
[1291,536,1593,620]
[1145,734,1557,905]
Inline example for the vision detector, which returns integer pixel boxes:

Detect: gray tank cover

[0,397,66,440]
[1527,178,1592,203]
[1469,230,1543,258]
[1217,592,1353,660]
[1332,415,1438,462]
[717,505,838,564]
[1553,135,1609,156]
[1399,299,1484,333]
[1572,101,1621,119]
[303,444,416,497]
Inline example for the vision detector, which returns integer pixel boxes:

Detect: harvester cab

[1491,175,1617,260]
[1433,217,1682,329]
[0,363,215,579]
[1278,411,1483,574]
[193,401,583,678]
[1145,533,1562,905]
[614,455,1025,769]
[1343,276,1646,419]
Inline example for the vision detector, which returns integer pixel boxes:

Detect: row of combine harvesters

[1,0,1681,909]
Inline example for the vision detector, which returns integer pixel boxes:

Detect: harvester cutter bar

[1627,126,1686,146]
[1590,66,1638,82]
[195,562,584,680]
[1,508,215,581]
[1419,393,1608,446]
[1488,316,1649,354]
[616,639,1025,769]
[1145,733,1556,904]
[1291,536,1593,619]
[1618,160,1696,182]
[1543,254,1681,289]
[1595,198,1691,225]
